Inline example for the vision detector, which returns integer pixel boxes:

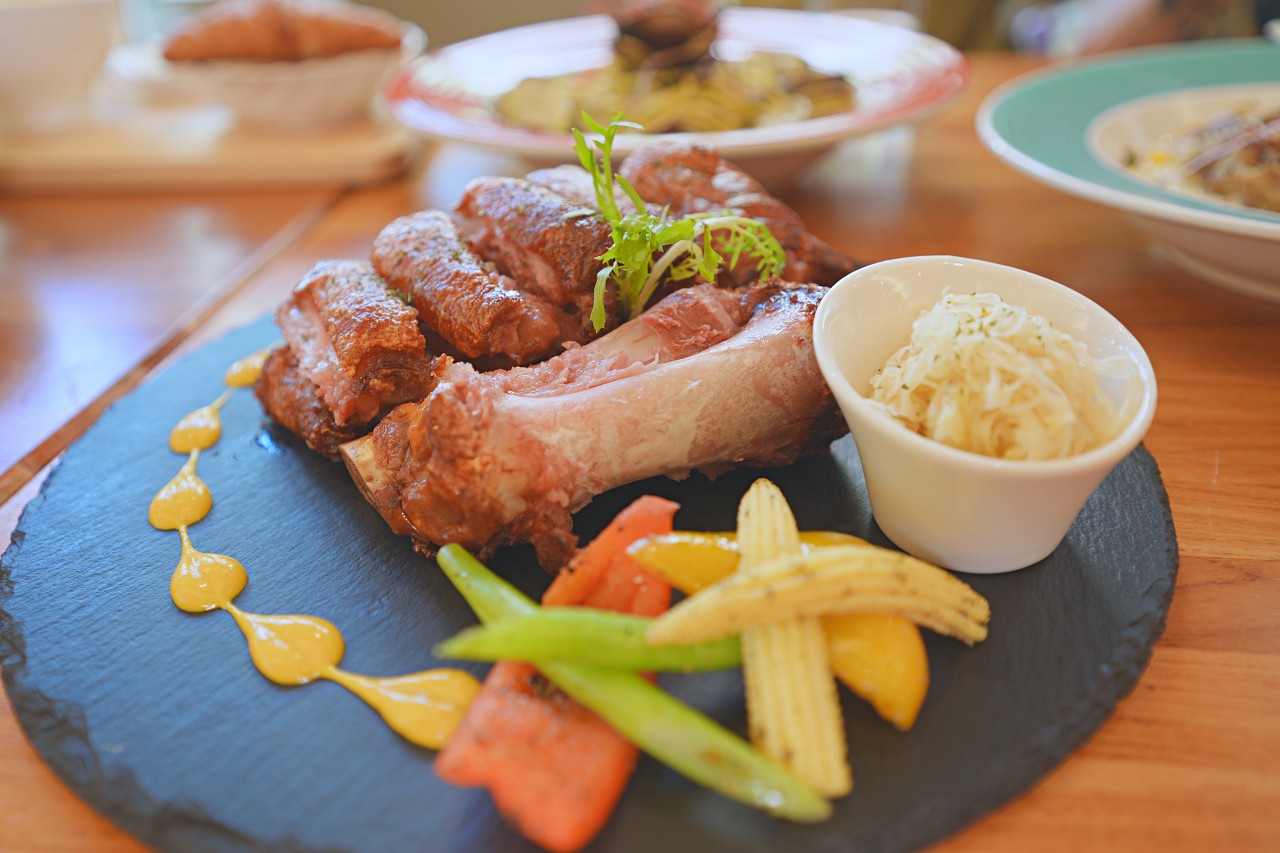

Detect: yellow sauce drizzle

[171,527,247,612]
[327,668,481,749]
[225,608,345,685]
[224,346,273,388]
[170,390,231,453]
[150,356,479,750]
[149,451,212,530]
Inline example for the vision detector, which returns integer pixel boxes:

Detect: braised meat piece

[274,259,439,428]
[341,281,846,569]
[253,346,366,457]
[524,164,603,208]
[457,176,624,340]
[372,210,580,365]
[620,141,856,286]
[338,297,716,554]
[611,0,719,71]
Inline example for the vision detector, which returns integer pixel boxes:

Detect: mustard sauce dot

[227,607,346,686]
[170,391,230,453]
[224,347,273,388]
[149,451,212,530]
[326,668,482,750]
[171,527,247,613]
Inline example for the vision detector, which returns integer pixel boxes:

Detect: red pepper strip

[542,495,677,614]
[434,496,677,852]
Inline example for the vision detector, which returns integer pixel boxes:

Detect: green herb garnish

[572,112,786,331]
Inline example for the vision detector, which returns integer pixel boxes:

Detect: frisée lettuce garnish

[571,112,786,331]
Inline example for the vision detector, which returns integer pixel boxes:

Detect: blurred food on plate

[610,0,718,69]
[1129,105,1280,213]
[163,0,404,63]
[492,0,855,134]
[162,0,404,62]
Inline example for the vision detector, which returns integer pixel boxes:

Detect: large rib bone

[340,282,845,569]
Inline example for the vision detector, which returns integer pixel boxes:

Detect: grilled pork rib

[340,281,846,569]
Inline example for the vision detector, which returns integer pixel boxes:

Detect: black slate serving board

[1,318,1178,853]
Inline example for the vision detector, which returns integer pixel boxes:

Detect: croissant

[163,0,403,63]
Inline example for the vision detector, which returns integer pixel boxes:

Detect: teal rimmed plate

[977,39,1280,303]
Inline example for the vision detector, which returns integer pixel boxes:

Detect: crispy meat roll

[457,176,624,340]
[524,164,603,208]
[253,346,366,457]
[274,259,439,427]
[372,210,580,365]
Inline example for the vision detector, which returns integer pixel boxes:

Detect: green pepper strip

[435,544,831,823]
[435,607,742,672]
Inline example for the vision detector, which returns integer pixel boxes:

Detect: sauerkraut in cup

[812,255,1158,573]
[866,293,1128,461]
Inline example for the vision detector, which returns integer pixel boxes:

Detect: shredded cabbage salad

[868,293,1125,460]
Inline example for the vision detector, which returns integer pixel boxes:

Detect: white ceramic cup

[0,0,122,135]
[814,256,1158,573]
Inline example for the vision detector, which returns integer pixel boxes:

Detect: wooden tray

[0,103,419,193]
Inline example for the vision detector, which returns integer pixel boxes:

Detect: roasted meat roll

[269,258,440,438]
[371,210,580,365]
[457,176,625,341]
[253,346,365,457]
[620,141,856,286]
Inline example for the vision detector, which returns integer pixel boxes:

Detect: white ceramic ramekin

[814,255,1158,573]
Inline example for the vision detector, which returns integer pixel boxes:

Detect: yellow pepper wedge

[822,613,928,731]
[627,530,859,594]
[627,530,930,731]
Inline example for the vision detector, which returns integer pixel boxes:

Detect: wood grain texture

[1,51,1278,852]
[0,120,416,193]
[0,189,342,504]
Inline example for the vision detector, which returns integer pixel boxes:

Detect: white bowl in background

[166,23,426,132]
[813,256,1158,574]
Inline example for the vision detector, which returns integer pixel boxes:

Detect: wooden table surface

[2,52,1278,852]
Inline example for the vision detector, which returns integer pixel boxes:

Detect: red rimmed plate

[382,8,967,183]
